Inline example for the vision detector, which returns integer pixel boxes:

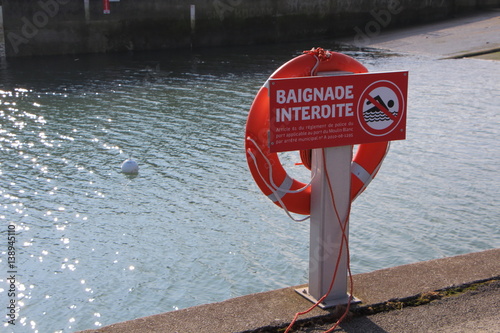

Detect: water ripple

[0,46,498,332]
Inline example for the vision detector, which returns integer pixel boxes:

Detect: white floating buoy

[121,159,139,174]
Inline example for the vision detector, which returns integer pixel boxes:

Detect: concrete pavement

[295,279,500,333]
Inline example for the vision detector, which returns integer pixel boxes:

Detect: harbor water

[0,43,499,332]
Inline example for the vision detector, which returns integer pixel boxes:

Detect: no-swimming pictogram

[357,80,405,136]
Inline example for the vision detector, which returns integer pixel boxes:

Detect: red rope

[284,148,353,333]
[322,148,354,333]
[303,47,331,61]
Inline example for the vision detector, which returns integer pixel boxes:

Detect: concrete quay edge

[78,248,500,333]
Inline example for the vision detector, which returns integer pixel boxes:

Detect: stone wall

[1,0,499,57]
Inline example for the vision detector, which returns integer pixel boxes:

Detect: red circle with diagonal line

[357,80,405,136]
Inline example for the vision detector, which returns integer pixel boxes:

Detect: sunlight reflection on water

[0,44,498,332]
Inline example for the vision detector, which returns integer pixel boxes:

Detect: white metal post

[296,145,353,308]
[0,5,5,58]
[190,5,196,32]
[84,0,90,23]
[190,5,196,49]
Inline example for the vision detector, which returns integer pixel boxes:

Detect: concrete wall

[1,0,499,57]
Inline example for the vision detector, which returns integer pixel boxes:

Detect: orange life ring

[245,48,389,215]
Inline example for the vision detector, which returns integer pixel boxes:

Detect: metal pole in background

[103,0,110,14]
[0,5,5,58]
[84,0,90,23]
[190,4,196,49]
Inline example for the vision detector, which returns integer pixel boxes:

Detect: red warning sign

[269,71,408,152]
